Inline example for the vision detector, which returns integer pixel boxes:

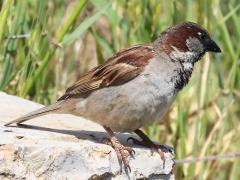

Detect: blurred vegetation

[0,0,239,179]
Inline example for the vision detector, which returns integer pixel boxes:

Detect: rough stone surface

[0,92,175,180]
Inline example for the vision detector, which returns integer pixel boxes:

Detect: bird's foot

[103,136,135,172]
[127,129,173,168]
[127,136,171,154]
[103,126,135,172]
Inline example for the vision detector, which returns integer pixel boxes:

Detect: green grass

[0,0,239,179]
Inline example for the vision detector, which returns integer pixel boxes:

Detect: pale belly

[73,74,177,132]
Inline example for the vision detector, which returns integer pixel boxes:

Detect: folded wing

[58,44,155,100]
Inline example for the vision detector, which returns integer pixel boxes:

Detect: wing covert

[58,44,155,100]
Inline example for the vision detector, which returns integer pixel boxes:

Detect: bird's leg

[103,126,135,172]
[127,129,173,167]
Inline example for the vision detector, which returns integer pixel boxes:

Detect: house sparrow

[5,22,221,171]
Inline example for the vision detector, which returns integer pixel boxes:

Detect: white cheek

[170,46,197,62]
[186,37,204,53]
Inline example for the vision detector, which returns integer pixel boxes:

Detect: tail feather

[4,101,63,126]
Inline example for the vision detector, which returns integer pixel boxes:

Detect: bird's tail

[4,101,64,126]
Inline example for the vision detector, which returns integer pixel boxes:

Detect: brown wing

[58,44,155,100]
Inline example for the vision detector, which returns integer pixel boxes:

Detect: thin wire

[175,153,240,164]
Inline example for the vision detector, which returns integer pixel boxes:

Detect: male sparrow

[5,22,221,171]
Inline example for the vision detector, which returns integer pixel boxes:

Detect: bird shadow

[7,124,138,147]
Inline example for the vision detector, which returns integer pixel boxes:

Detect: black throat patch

[172,62,194,90]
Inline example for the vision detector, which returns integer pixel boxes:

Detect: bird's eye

[198,32,207,40]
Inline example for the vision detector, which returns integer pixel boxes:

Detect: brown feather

[58,44,155,100]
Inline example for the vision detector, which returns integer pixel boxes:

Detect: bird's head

[154,22,221,64]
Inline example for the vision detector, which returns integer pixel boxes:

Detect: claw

[124,145,136,155]
[125,164,131,172]
[130,129,174,169]
[150,145,166,167]
[110,138,134,172]
[103,126,135,172]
